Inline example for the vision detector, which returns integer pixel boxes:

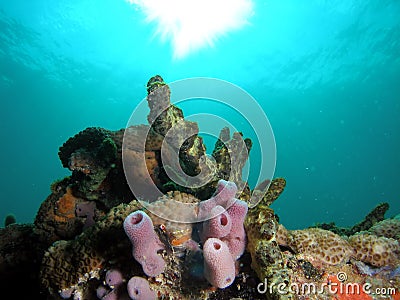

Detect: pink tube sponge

[105,269,124,287]
[203,238,236,289]
[214,180,238,207]
[123,210,165,277]
[198,180,237,221]
[201,205,232,242]
[223,199,248,259]
[127,276,156,300]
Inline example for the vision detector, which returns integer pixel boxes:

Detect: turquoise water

[0,0,399,229]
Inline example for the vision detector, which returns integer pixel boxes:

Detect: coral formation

[1,75,399,300]
[35,182,85,243]
[212,128,252,190]
[58,127,119,204]
[56,187,79,221]
[39,198,207,299]
[145,190,199,246]
[59,127,117,170]
[285,228,355,265]
[277,224,400,267]
[369,217,400,240]
[135,75,253,201]
[244,195,288,299]
[120,180,248,290]
[349,202,389,234]
[40,200,142,298]
[348,233,400,267]
[245,178,400,300]
[250,177,286,207]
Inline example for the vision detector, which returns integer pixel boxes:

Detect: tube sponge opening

[201,205,232,242]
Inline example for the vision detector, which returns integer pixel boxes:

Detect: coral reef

[59,128,117,172]
[36,177,254,299]
[34,181,96,244]
[58,127,119,203]
[195,180,249,287]
[119,180,248,291]
[1,75,399,300]
[349,202,390,234]
[140,75,252,200]
[212,128,252,194]
[39,195,208,299]
[245,182,400,300]
[40,200,142,298]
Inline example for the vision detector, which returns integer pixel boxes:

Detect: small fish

[154,224,173,254]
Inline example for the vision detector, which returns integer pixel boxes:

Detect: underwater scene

[0,0,399,299]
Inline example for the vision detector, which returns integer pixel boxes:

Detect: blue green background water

[1,0,399,229]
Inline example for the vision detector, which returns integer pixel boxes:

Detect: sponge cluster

[198,180,248,288]
[122,180,249,289]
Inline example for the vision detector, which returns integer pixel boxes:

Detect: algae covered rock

[244,189,290,300]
